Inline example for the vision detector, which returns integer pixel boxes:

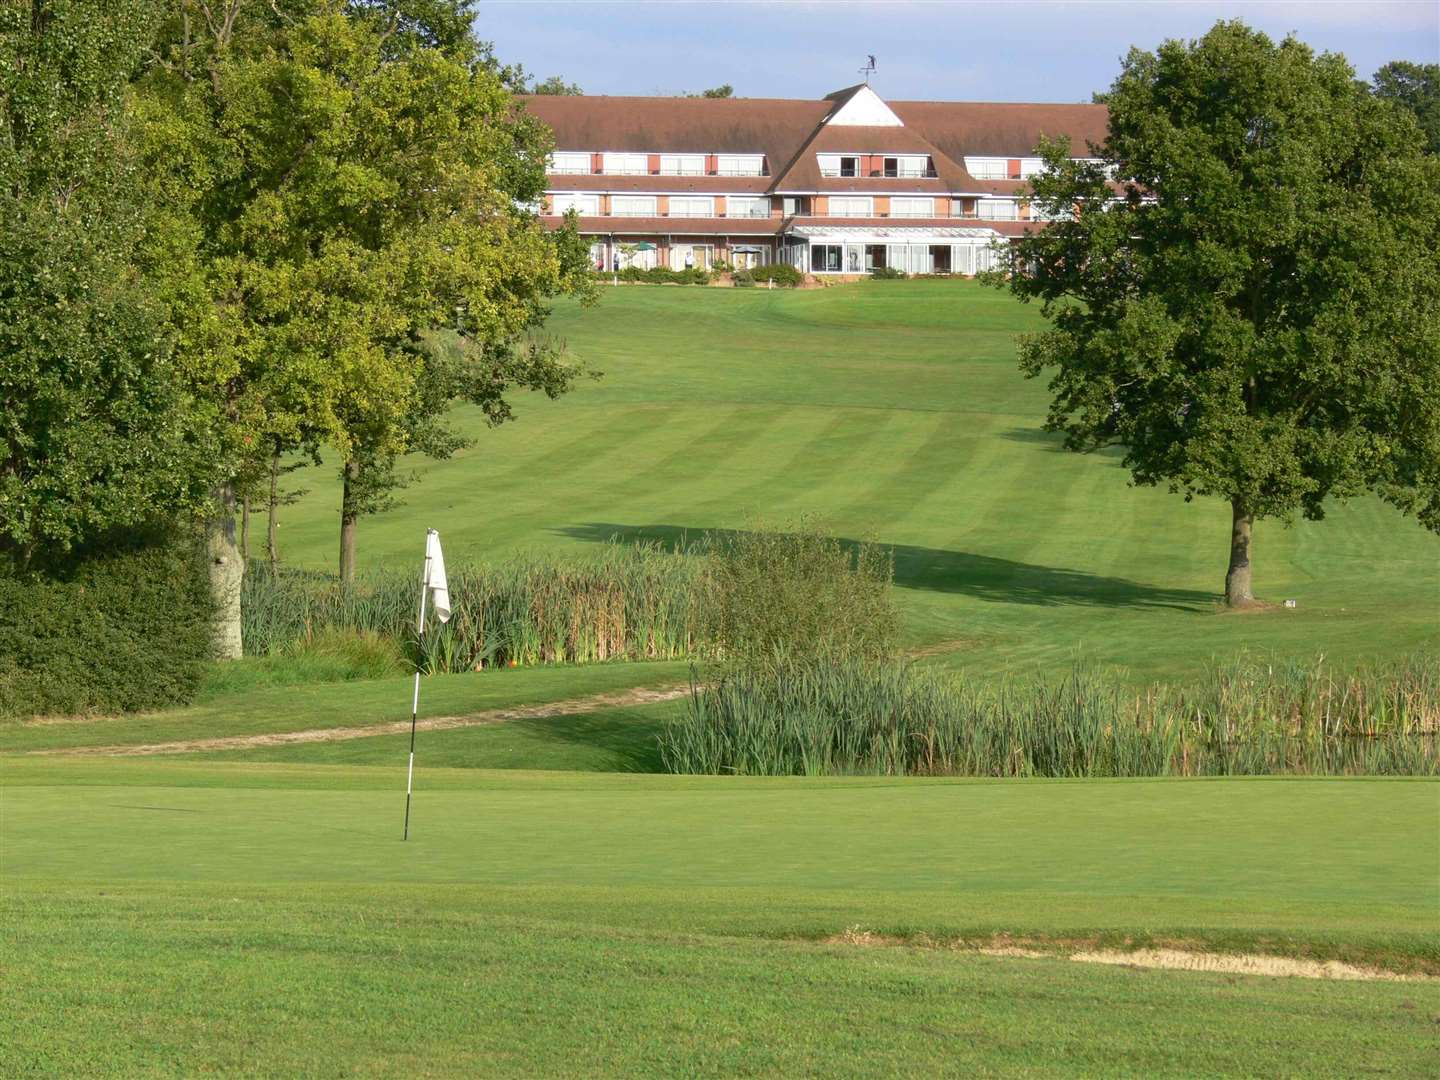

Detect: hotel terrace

[521,83,1109,277]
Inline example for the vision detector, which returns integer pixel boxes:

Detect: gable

[825,85,904,127]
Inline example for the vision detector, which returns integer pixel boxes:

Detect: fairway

[5,761,1439,1076]
[7,283,1440,1077]
[271,283,1440,680]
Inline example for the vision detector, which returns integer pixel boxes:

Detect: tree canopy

[994,20,1440,606]
[128,0,596,652]
[1372,61,1440,155]
[0,0,217,568]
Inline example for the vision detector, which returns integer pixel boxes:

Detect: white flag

[424,529,451,625]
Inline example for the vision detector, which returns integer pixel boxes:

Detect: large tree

[139,0,593,649]
[1372,61,1440,154]
[0,0,217,570]
[995,21,1440,607]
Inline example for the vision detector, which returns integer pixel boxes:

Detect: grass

[4,760,1439,1075]
[265,282,1437,682]
[8,282,1440,1074]
[0,662,687,754]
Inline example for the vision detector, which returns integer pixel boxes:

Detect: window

[611,195,657,216]
[810,244,843,272]
[782,196,806,216]
[716,154,763,176]
[1029,201,1074,222]
[977,198,1018,220]
[660,154,704,176]
[550,152,591,174]
[726,196,769,219]
[839,156,858,177]
[551,192,600,215]
[889,197,934,218]
[826,196,872,217]
[964,157,1009,180]
[668,196,714,218]
[602,152,648,175]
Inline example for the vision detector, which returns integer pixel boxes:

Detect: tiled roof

[522,91,1110,193]
[890,100,1110,158]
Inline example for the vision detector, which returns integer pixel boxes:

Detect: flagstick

[403,548,433,841]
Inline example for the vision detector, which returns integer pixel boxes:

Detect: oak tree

[996,21,1440,606]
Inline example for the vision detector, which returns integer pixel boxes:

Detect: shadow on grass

[556,522,1215,613]
[502,709,669,773]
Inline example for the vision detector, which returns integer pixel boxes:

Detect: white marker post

[403,528,451,841]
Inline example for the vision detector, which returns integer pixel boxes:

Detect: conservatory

[782,226,1004,276]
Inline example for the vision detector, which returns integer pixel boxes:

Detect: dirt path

[36,684,693,758]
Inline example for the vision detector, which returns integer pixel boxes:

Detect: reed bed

[242,544,705,672]
[661,653,1440,777]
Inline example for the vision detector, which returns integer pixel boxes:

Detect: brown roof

[770,123,968,192]
[523,91,1110,198]
[893,101,1109,159]
[517,94,828,170]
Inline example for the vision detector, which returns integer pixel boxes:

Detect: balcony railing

[549,167,769,178]
[819,168,939,179]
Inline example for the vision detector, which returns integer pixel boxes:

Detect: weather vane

[859,55,876,84]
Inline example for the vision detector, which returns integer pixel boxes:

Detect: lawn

[266,282,1439,682]
[7,282,1439,1076]
[4,759,1438,1076]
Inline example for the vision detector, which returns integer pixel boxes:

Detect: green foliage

[529,73,582,95]
[749,263,803,287]
[731,269,756,288]
[869,265,906,279]
[995,21,1440,600]
[1372,60,1440,154]
[0,538,215,717]
[199,628,408,697]
[608,266,712,285]
[685,84,733,99]
[698,521,898,666]
[242,544,704,670]
[663,653,1440,777]
[0,0,218,565]
[136,2,595,584]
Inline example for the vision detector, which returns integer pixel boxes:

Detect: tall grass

[242,522,899,675]
[242,544,704,672]
[661,653,1440,777]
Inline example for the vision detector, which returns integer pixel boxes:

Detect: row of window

[804,243,1000,275]
[816,154,935,179]
[550,193,1065,221]
[550,152,767,177]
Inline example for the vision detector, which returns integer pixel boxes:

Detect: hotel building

[521,83,1108,277]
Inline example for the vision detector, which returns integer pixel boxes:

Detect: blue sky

[476,0,1439,102]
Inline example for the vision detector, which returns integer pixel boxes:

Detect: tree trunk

[1225,499,1255,607]
[207,482,245,660]
[339,459,360,584]
[266,453,280,568]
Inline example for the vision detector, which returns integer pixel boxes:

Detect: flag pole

[403,537,434,841]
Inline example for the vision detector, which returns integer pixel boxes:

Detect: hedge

[0,538,215,717]
[749,264,803,286]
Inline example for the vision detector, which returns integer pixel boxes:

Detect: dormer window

[840,156,858,177]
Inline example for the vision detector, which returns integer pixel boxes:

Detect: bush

[750,263,803,287]
[0,538,215,717]
[870,266,907,279]
[608,265,711,285]
[732,269,755,288]
[660,654,1440,777]
[698,520,897,665]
